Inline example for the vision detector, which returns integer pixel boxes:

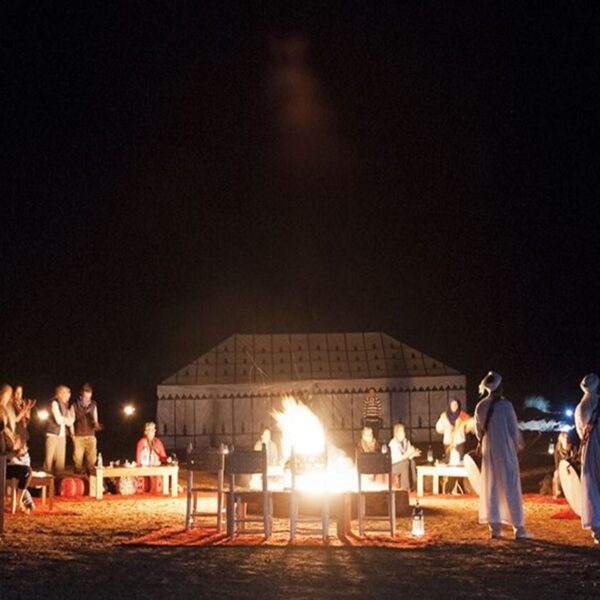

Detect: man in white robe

[475,371,531,539]
[574,373,600,544]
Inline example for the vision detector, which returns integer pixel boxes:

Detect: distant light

[37,409,49,422]
[123,404,136,417]
[564,408,574,418]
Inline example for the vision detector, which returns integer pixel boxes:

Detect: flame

[269,396,384,493]
[273,396,325,458]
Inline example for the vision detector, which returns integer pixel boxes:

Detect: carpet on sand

[124,526,438,548]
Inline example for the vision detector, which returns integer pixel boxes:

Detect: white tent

[156,332,466,451]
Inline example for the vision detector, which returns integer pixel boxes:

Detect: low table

[89,465,179,500]
[416,464,468,497]
[30,472,55,510]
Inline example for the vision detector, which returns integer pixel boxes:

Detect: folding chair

[226,444,272,538]
[289,447,330,541]
[356,450,396,536]
[185,444,227,531]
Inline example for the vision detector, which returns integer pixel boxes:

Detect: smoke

[523,395,551,413]
[269,35,347,175]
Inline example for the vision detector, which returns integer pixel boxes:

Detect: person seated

[389,423,421,491]
[136,422,170,466]
[357,426,380,453]
[553,431,576,499]
[254,428,279,467]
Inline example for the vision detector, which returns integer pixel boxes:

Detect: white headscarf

[580,373,599,394]
[479,371,503,396]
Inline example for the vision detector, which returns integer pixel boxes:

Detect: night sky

[3,4,599,449]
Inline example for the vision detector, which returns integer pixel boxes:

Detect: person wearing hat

[575,373,600,544]
[474,371,531,539]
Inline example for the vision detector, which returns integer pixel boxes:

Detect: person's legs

[409,459,417,491]
[447,443,466,493]
[87,435,98,473]
[55,437,66,475]
[514,525,534,539]
[6,464,32,511]
[398,460,411,490]
[44,435,57,473]
[489,522,502,539]
[73,436,85,473]
[85,436,97,473]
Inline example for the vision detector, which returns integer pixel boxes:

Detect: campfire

[253,396,386,493]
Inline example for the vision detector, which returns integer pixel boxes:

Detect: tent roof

[162,332,460,386]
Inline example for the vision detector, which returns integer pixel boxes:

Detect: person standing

[44,385,74,475]
[12,385,35,447]
[72,383,100,474]
[475,371,531,539]
[574,373,600,544]
[435,397,474,462]
[362,387,383,440]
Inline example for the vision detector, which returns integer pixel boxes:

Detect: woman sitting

[357,426,380,453]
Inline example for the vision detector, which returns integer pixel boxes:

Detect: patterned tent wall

[156,378,466,452]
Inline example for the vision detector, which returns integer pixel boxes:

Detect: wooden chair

[185,444,227,531]
[226,444,272,538]
[356,450,396,536]
[289,448,330,541]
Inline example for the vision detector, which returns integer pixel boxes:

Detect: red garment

[136,436,168,466]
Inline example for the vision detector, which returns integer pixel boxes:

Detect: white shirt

[389,437,414,464]
[48,399,75,437]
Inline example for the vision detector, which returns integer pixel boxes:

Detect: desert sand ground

[1,490,599,600]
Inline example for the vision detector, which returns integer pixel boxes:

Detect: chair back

[228,445,267,475]
[187,446,225,473]
[356,451,391,475]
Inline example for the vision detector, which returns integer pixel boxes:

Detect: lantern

[427,445,434,463]
[411,501,425,537]
[548,438,555,455]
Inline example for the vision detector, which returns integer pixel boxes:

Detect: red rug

[550,508,579,520]
[56,493,183,503]
[124,526,439,548]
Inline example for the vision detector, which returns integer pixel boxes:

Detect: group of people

[472,371,599,543]
[0,382,101,512]
[358,373,600,544]
[0,384,36,512]
[359,388,474,493]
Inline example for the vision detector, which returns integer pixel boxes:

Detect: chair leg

[263,494,271,538]
[322,496,330,541]
[217,492,223,533]
[290,492,297,540]
[390,492,396,537]
[226,492,235,537]
[358,494,365,537]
